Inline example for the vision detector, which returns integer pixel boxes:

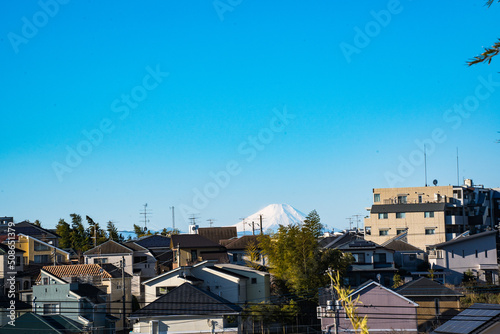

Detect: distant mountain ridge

[232,204,306,234]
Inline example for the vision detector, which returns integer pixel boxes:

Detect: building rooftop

[40,263,130,281]
[370,203,446,213]
[171,234,223,248]
[83,240,134,255]
[432,303,500,334]
[129,283,241,318]
[395,277,463,297]
[198,226,237,244]
[431,230,497,249]
[135,234,171,248]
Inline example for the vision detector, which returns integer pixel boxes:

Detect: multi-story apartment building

[364,179,500,250]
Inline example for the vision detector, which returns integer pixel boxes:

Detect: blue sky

[1,0,500,233]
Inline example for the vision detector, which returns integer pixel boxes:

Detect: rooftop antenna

[239,218,246,235]
[140,203,152,232]
[352,214,363,231]
[189,214,198,225]
[456,147,460,186]
[170,206,175,230]
[346,217,353,230]
[207,219,215,227]
[424,145,428,187]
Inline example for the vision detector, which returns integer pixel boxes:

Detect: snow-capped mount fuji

[233,204,307,234]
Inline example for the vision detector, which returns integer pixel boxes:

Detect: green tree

[133,224,147,238]
[33,219,42,227]
[258,210,352,300]
[56,218,72,249]
[468,1,499,66]
[107,221,124,242]
[70,214,90,252]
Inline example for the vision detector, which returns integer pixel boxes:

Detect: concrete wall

[132,315,238,334]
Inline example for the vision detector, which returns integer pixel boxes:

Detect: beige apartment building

[364,179,500,250]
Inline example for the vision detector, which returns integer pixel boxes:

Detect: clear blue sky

[1,0,500,233]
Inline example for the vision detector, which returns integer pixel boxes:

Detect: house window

[42,277,49,285]
[16,256,21,266]
[251,278,257,284]
[425,229,435,235]
[134,256,147,264]
[94,257,108,264]
[379,229,389,236]
[424,211,434,218]
[396,229,406,235]
[156,287,168,297]
[452,250,454,258]
[378,213,388,219]
[418,195,423,203]
[374,253,386,264]
[434,299,440,316]
[365,226,371,235]
[462,250,465,258]
[43,303,60,315]
[190,250,197,262]
[475,250,478,258]
[408,254,416,261]
[374,194,381,203]
[396,212,406,219]
[352,253,365,263]
[34,255,50,264]
[398,195,407,204]
[34,241,50,251]
[23,281,30,290]
[485,250,488,258]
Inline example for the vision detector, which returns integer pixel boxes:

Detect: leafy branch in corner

[467,1,500,66]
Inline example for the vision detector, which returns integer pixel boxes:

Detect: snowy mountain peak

[232,203,306,234]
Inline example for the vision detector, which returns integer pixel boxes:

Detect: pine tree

[56,219,72,249]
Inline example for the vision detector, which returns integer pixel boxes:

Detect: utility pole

[121,256,126,332]
[346,218,353,231]
[259,215,263,235]
[352,215,363,231]
[170,206,175,230]
[251,221,255,235]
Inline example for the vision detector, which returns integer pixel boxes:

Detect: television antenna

[140,203,152,232]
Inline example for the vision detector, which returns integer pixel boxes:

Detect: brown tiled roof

[225,235,260,250]
[39,264,112,281]
[83,240,133,255]
[171,234,223,249]
[198,227,237,244]
[123,241,147,251]
[200,251,229,263]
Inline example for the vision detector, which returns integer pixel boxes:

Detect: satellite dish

[433,179,438,186]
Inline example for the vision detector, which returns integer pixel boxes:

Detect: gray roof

[383,240,423,252]
[432,303,500,334]
[395,277,463,297]
[432,230,497,249]
[370,203,446,213]
[84,240,133,255]
[135,235,171,248]
[171,234,223,249]
[129,283,241,318]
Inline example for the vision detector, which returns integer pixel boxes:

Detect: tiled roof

[200,251,229,263]
[135,235,171,248]
[337,239,388,251]
[84,240,133,255]
[171,234,223,249]
[123,241,147,251]
[129,283,241,318]
[383,240,423,252]
[198,227,237,244]
[40,263,128,281]
[224,235,260,250]
[395,277,463,297]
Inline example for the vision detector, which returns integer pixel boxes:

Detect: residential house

[197,226,237,244]
[84,240,142,295]
[395,277,463,332]
[129,283,242,334]
[428,230,499,285]
[170,234,227,269]
[134,235,173,273]
[431,303,500,334]
[38,263,132,329]
[335,239,397,287]
[364,180,500,250]
[215,263,271,303]
[382,232,427,272]
[14,234,70,265]
[318,280,419,333]
[0,312,85,333]
[222,235,266,267]
[0,243,27,296]
[33,273,116,334]
[142,261,247,305]
[0,220,60,247]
